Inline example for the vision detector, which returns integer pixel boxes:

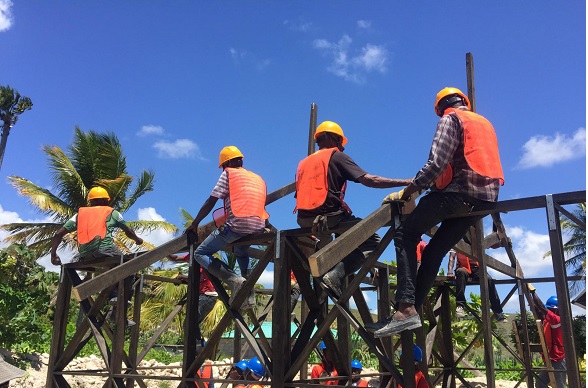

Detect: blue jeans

[395,192,491,308]
[194,227,251,276]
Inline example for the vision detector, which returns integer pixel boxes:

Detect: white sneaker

[455,306,466,319]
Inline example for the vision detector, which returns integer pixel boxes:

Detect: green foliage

[0,244,58,354]
[572,315,586,357]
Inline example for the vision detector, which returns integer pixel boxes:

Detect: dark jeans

[395,192,492,308]
[198,294,218,325]
[455,267,502,314]
[536,359,566,388]
[297,212,380,276]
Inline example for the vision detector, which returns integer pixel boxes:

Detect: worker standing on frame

[369,87,504,337]
[294,120,411,298]
[186,146,269,310]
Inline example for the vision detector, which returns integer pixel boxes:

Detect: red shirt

[311,363,338,385]
[544,310,565,362]
[179,254,216,294]
[416,241,428,262]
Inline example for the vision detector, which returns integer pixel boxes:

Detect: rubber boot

[322,262,345,299]
[207,260,246,307]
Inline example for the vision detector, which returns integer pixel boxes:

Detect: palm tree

[561,203,586,294]
[1,127,178,258]
[0,85,33,172]
[545,203,586,294]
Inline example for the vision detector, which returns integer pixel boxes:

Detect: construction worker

[50,186,144,265]
[311,341,338,385]
[528,288,567,388]
[186,146,269,310]
[350,359,368,386]
[295,120,411,298]
[243,357,266,387]
[226,359,248,387]
[50,186,143,326]
[370,87,504,337]
[169,253,219,345]
[447,249,505,321]
[397,345,429,388]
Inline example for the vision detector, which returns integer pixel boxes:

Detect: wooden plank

[73,182,295,302]
[308,204,393,277]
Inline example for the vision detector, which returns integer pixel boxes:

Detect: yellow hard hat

[434,87,471,116]
[314,121,348,146]
[218,145,244,168]
[88,186,110,201]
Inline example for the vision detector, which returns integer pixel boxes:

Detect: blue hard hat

[413,345,423,363]
[318,341,326,350]
[248,357,266,377]
[235,359,249,372]
[351,359,363,370]
[546,296,559,309]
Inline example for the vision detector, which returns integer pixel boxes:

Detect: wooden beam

[308,204,393,277]
[72,182,295,302]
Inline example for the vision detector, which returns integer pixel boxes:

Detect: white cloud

[488,225,553,278]
[136,207,176,247]
[0,0,13,32]
[137,125,164,137]
[357,20,371,29]
[517,128,586,169]
[229,48,271,71]
[283,19,312,32]
[313,35,388,84]
[258,270,274,289]
[0,204,23,247]
[153,139,203,159]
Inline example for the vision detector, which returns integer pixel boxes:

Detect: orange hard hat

[218,145,244,168]
[314,121,348,146]
[88,186,110,201]
[434,87,471,116]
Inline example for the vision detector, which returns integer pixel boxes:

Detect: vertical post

[308,103,318,155]
[300,299,309,380]
[466,53,476,112]
[545,195,581,387]
[472,223,496,388]
[46,268,72,388]
[376,266,392,366]
[440,286,455,388]
[272,231,290,386]
[126,275,143,388]
[516,279,535,386]
[183,237,200,386]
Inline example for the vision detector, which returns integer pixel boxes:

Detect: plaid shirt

[412,107,501,202]
[211,170,267,234]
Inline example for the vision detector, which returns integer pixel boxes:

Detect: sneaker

[495,312,506,322]
[373,314,422,338]
[322,273,343,299]
[227,277,246,306]
[365,317,392,332]
[455,306,466,319]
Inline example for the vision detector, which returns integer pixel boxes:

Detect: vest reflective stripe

[435,108,505,189]
[226,168,269,220]
[195,361,213,388]
[456,252,478,275]
[77,206,114,244]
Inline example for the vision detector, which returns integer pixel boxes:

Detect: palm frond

[43,144,87,207]
[125,220,179,235]
[119,170,155,213]
[7,176,74,220]
[179,208,194,230]
[1,222,72,257]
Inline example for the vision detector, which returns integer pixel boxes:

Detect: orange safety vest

[456,252,478,275]
[295,147,350,213]
[416,240,428,262]
[77,206,114,244]
[355,378,369,387]
[312,364,339,385]
[195,361,213,388]
[435,108,504,190]
[226,168,269,220]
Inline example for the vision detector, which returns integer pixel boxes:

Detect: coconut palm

[544,203,586,295]
[1,127,178,258]
[0,85,33,172]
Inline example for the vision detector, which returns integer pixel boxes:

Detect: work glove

[527,283,536,293]
[382,189,409,205]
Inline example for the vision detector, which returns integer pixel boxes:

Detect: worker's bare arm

[358,174,412,188]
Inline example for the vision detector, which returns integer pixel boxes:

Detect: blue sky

[0,1,585,315]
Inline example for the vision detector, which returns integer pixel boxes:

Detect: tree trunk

[0,121,11,172]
